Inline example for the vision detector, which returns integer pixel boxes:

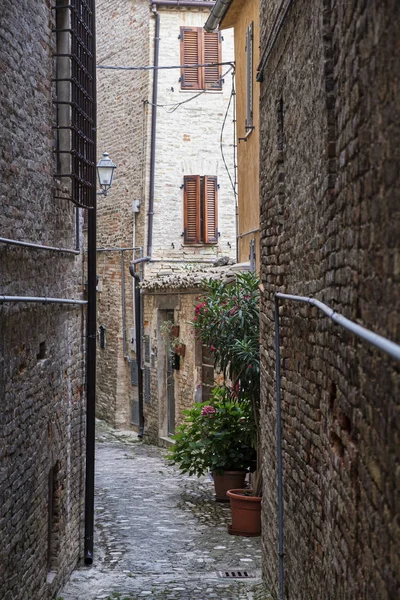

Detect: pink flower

[193,316,198,322]
[201,405,216,417]
[210,345,216,352]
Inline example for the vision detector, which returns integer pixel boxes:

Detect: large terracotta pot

[212,471,247,502]
[227,488,262,536]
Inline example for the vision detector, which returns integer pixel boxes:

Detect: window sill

[179,88,223,94]
[182,243,218,247]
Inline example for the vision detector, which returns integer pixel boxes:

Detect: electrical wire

[220,70,237,197]
[146,65,233,114]
[97,61,234,72]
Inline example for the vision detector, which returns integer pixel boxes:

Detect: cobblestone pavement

[60,420,271,600]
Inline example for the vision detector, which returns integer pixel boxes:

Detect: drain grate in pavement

[218,570,256,579]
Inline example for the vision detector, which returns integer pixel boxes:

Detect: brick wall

[259,1,400,598]
[0,1,86,598]
[96,0,150,427]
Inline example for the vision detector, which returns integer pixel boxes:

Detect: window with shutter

[204,176,218,243]
[180,27,222,91]
[204,32,222,90]
[183,176,218,244]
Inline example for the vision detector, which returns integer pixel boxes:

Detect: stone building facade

[258,1,400,599]
[96,0,237,436]
[96,0,150,428]
[0,1,89,598]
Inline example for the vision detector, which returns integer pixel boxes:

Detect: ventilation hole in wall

[37,341,46,361]
[329,431,344,458]
[355,296,362,320]
[328,381,337,412]
[338,410,352,433]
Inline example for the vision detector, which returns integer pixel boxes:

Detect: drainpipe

[121,251,128,358]
[84,0,97,565]
[131,267,145,439]
[147,6,160,259]
[204,0,232,32]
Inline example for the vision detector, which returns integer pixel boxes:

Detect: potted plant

[167,385,256,501]
[192,272,262,535]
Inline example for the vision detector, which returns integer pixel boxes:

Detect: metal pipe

[132,270,145,439]
[153,0,214,7]
[274,295,285,600]
[237,227,261,239]
[275,293,400,361]
[0,296,87,305]
[97,246,142,252]
[256,0,295,82]
[147,7,160,258]
[0,236,80,255]
[149,258,216,263]
[75,207,80,251]
[121,251,128,358]
[131,256,151,266]
[273,291,400,598]
[84,0,97,567]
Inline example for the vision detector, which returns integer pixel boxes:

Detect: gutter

[204,0,233,32]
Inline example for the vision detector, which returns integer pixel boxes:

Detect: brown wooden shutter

[203,32,222,90]
[180,28,202,90]
[204,176,218,243]
[184,176,200,243]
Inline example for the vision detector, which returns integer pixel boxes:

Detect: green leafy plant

[191,272,262,495]
[167,386,256,476]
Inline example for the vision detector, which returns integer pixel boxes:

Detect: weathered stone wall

[0,1,86,598]
[259,1,400,599]
[96,0,150,427]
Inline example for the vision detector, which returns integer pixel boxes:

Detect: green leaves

[192,272,260,402]
[167,387,256,477]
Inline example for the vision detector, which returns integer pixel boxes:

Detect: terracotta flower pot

[227,489,262,537]
[212,471,247,502]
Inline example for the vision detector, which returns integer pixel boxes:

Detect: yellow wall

[221,0,260,269]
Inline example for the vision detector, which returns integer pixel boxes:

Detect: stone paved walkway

[60,420,271,600]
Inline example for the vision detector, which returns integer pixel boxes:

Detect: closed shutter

[204,176,218,243]
[204,32,222,90]
[180,28,201,89]
[184,175,200,243]
[245,22,254,130]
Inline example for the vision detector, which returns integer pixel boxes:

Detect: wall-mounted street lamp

[97,152,116,196]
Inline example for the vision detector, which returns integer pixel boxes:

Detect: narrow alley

[60,421,270,600]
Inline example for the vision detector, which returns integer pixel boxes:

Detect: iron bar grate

[218,570,256,579]
[52,0,96,208]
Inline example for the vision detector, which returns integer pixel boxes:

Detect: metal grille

[218,571,255,579]
[53,0,96,208]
